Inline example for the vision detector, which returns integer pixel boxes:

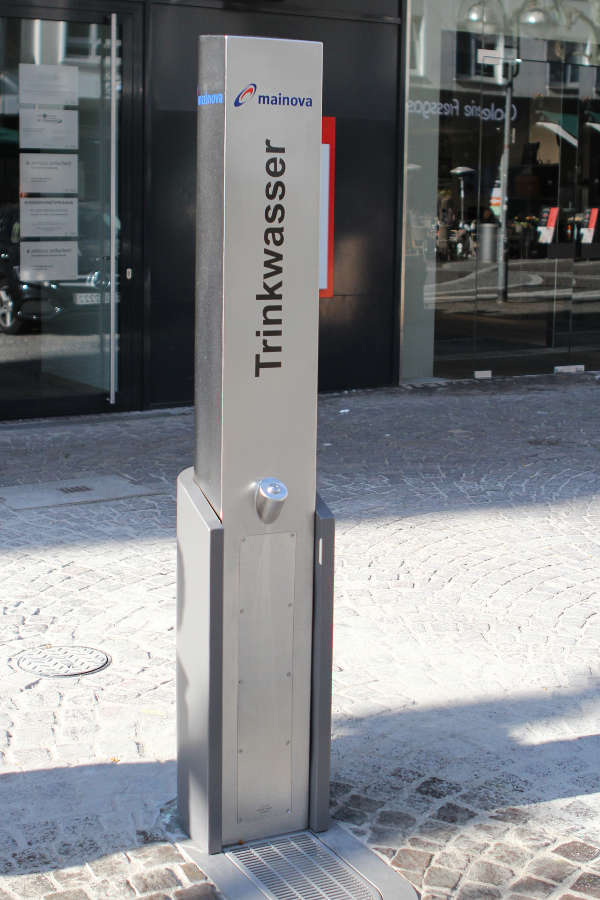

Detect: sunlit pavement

[1,375,600,899]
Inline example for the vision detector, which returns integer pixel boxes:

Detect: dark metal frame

[0,0,145,420]
[143,0,403,408]
[395,0,408,384]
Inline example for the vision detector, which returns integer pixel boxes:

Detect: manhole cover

[16,646,111,678]
[228,832,381,900]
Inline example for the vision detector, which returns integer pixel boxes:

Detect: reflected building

[402,0,600,377]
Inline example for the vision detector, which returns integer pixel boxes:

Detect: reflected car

[0,204,115,335]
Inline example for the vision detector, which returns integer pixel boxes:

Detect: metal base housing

[177,468,335,852]
[181,825,418,900]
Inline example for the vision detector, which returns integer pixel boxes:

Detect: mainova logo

[234,83,257,107]
[233,82,313,109]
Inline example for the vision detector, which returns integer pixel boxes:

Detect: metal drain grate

[16,646,111,678]
[227,832,382,900]
[0,474,166,510]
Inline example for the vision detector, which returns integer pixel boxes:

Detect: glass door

[470,55,600,374]
[0,13,120,414]
[472,55,577,372]
[431,50,600,377]
[572,66,600,367]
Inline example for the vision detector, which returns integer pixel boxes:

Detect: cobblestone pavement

[0,375,599,899]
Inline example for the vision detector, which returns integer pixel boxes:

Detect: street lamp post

[497,59,519,301]
[450,166,476,228]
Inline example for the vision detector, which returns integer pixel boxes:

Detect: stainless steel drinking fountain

[176,33,416,900]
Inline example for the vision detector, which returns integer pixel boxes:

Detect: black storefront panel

[148,4,399,404]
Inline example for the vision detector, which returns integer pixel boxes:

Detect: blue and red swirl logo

[234,83,256,107]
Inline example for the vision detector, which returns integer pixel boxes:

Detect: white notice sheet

[20,153,78,194]
[20,242,78,282]
[19,64,79,107]
[20,198,78,238]
[19,109,78,150]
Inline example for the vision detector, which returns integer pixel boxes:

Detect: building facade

[0,1,597,420]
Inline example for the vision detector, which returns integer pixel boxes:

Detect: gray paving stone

[490,808,530,824]
[456,884,501,899]
[373,846,397,862]
[329,780,353,798]
[409,837,440,852]
[416,778,461,799]
[53,867,93,887]
[391,847,433,874]
[3,873,54,896]
[570,872,600,898]
[376,810,417,829]
[487,843,530,870]
[397,869,423,891]
[346,793,386,812]
[87,854,133,879]
[135,894,170,900]
[332,807,368,826]
[1,381,600,899]
[418,822,460,844]
[423,866,462,890]
[468,860,514,886]
[127,844,185,866]
[554,842,600,863]
[179,863,207,883]
[527,855,577,883]
[43,890,91,900]
[434,804,476,825]
[509,875,556,896]
[174,886,219,898]
[129,868,181,895]
[86,878,135,900]
[560,895,600,900]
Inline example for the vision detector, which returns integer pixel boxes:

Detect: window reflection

[402,0,600,378]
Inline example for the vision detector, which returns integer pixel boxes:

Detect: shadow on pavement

[1,684,598,876]
[0,759,179,877]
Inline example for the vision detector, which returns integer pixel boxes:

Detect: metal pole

[497,73,512,301]
[109,12,117,404]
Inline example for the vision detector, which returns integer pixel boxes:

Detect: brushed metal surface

[228,832,382,899]
[182,824,419,900]
[255,477,288,524]
[194,35,226,513]
[192,35,322,845]
[309,496,335,833]
[237,532,296,825]
[176,469,224,852]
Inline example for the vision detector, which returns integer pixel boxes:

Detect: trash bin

[479,222,498,263]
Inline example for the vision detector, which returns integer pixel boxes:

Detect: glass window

[0,16,120,413]
[402,0,600,378]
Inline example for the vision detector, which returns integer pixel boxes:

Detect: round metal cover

[16,646,111,678]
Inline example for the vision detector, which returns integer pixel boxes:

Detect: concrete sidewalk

[1,376,600,900]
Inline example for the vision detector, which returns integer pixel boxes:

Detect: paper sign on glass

[20,154,78,194]
[19,109,78,150]
[20,198,78,238]
[19,64,79,107]
[20,241,78,281]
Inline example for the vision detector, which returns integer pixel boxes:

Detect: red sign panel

[320,117,336,299]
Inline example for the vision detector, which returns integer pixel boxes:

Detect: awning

[535,111,578,147]
[0,126,18,145]
[585,110,600,137]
